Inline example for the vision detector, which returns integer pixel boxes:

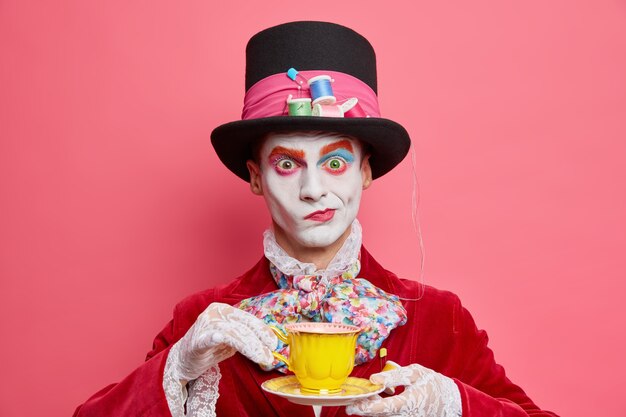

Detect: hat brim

[211,116,411,182]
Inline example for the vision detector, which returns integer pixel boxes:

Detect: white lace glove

[163,302,278,417]
[346,363,462,417]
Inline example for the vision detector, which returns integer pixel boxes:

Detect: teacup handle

[269,326,290,368]
[271,351,290,367]
[269,326,288,344]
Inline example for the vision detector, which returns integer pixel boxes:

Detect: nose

[299,168,328,202]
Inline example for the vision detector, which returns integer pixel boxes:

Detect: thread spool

[308,75,336,105]
[287,96,312,116]
[312,103,343,118]
[341,97,368,118]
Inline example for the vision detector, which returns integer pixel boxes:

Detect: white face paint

[253,132,369,250]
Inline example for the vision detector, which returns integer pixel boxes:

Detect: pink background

[1,1,625,416]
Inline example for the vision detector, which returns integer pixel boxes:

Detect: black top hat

[210,21,411,181]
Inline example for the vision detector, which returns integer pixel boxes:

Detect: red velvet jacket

[74,247,557,416]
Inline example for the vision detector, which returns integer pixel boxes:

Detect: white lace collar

[263,219,362,279]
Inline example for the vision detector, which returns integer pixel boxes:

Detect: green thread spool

[287,98,312,116]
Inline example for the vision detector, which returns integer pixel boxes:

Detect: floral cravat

[237,220,407,371]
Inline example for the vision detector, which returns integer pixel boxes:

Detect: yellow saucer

[261,376,384,406]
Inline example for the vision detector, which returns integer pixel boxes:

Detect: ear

[246,160,263,195]
[361,154,373,190]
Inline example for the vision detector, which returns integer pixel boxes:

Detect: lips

[305,208,336,222]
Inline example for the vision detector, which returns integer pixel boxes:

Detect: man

[75,21,557,417]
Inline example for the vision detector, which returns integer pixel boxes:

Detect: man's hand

[346,363,462,417]
[168,302,277,383]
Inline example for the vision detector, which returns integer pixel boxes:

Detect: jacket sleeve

[452,301,558,417]
[72,319,177,417]
[72,288,219,417]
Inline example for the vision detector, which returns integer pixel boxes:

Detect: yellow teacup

[271,322,360,394]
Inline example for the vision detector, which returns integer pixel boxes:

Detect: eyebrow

[320,140,354,156]
[268,146,305,161]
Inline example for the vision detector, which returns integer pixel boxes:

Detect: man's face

[247,132,372,252]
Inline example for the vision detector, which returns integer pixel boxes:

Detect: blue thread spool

[308,75,336,105]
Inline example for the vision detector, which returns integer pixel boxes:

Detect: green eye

[328,159,343,169]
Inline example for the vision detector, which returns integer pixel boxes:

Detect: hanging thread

[397,142,426,302]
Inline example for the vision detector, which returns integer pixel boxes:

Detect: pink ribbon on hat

[242,70,381,120]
